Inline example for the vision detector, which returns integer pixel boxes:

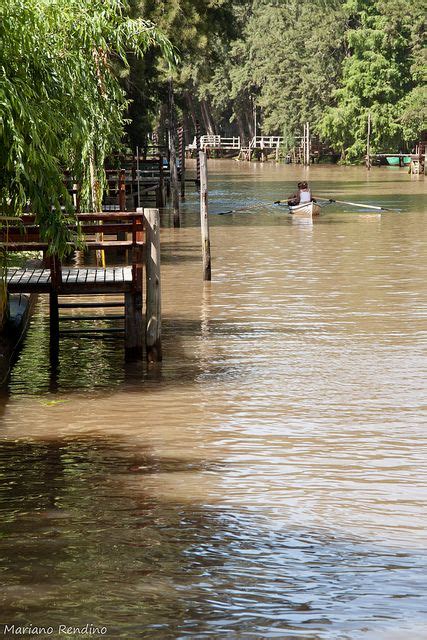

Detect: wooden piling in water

[196,120,201,186]
[49,255,61,357]
[168,80,180,227]
[199,151,212,281]
[125,211,144,359]
[178,125,186,199]
[125,291,143,359]
[142,207,162,362]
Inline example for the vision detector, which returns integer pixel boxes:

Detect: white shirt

[299,189,311,203]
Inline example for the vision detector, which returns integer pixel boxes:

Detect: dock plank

[7,266,133,293]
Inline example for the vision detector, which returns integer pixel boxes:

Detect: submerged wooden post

[199,151,212,281]
[125,291,143,359]
[49,255,61,358]
[143,207,162,362]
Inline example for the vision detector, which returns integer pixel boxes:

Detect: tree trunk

[200,100,210,135]
[236,113,246,146]
[185,90,198,128]
[202,99,216,135]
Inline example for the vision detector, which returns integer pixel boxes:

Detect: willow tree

[0,0,172,248]
[0,0,173,327]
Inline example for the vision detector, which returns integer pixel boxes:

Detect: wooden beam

[168,80,180,227]
[125,291,143,359]
[142,208,162,362]
[178,125,186,199]
[199,151,212,281]
[195,120,201,185]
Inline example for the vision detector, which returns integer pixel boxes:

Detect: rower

[287,181,314,206]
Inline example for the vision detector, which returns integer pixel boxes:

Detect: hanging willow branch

[0,0,175,258]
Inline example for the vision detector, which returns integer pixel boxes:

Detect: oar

[315,197,401,212]
[216,202,267,215]
[273,200,332,208]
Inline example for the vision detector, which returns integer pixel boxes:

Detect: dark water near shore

[0,163,426,639]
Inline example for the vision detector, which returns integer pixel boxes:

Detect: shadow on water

[1,164,426,639]
[1,438,426,639]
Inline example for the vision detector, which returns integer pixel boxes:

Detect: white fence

[186,136,241,151]
[249,136,283,149]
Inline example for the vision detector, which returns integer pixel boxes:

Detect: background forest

[128,0,426,160]
[0,0,425,254]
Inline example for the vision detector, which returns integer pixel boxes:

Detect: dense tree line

[128,0,425,159]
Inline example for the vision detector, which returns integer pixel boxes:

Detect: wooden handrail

[1,211,146,292]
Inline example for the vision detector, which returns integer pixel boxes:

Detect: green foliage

[0,0,173,256]
[319,0,426,159]
[228,1,347,135]
[124,0,238,142]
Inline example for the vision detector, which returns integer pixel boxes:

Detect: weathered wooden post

[125,211,144,359]
[49,255,61,359]
[195,120,201,187]
[89,153,105,267]
[125,291,143,359]
[136,146,141,207]
[143,207,162,362]
[199,151,212,281]
[168,80,180,227]
[366,112,371,170]
[169,129,180,226]
[178,125,186,199]
[157,156,165,208]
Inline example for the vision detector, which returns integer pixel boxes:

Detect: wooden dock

[7,266,134,294]
[1,210,162,361]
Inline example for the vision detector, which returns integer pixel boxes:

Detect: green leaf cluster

[0,0,172,256]
[318,0,426,159]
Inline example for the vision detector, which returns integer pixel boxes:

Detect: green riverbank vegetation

[0,0,173,324]
[126,0,425,160]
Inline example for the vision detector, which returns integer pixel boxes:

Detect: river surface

[0,162,426,639]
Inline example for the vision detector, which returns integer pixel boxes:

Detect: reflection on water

[1,164,426,638]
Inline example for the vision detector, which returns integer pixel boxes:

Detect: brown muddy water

[0,162,426,639]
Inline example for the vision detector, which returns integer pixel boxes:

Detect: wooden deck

[7,267,134,294]
[2,209,162,361]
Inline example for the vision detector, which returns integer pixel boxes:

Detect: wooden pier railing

[1,209,161,361]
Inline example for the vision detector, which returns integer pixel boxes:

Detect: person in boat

[287,181,315,206]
